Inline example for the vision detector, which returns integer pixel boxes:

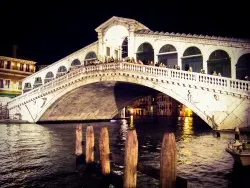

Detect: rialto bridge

[6,16,250,130]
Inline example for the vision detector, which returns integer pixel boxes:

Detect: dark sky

[0,0,249,65]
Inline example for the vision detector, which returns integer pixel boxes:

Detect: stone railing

[8,62,250,109]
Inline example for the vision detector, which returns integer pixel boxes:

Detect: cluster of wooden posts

[75,124,186,188]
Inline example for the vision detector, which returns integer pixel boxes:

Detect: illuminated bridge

[6,16,250,130]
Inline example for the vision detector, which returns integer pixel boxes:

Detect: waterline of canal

[0,116,249,187]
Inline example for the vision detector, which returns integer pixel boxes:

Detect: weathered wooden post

[86,125,94,164]
[99,126,111,175]
[75,124,85,169]
[75,124,83,156]
[160,133,177,188]
[124,129,138,188]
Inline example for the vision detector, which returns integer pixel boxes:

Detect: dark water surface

[0,117,249,188]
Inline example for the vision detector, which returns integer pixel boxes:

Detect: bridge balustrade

[8,62,250,109]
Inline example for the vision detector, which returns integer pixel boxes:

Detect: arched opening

[56,66,67,78]
[71,59,81,66]
[33,77,42,88]
[84,52,97,66]
[207,50,231,77]
[136,42,154,65]
[44,71,54,83]
[23,82,32,93]
[182,47,203,72]
[122,37,128,59]
[158,44,178,68]
[236,53,250,80]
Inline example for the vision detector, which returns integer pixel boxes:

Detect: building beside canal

[129,93,192,117]
[130,93,179,116]
[0,56,36,99]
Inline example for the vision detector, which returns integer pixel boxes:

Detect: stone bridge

[7,62,250,130]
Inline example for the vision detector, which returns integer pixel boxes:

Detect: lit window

[5,80,10,88]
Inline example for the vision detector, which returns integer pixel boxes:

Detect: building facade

[130,93,180,117]
[0,56,36,98]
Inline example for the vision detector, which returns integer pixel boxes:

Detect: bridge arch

[103,25,129,48]
[71,59,81,66]
[236,53,250,80]
[44,71,54,83]
[84,51,97,65]
[35,73,214,129]
[157,44,178,68]
[33,77,43,89]
[136,42,154,64]
[56,65,67,78]
[23,82,32,93]
[182,46,203,73]
[207,50,231,77]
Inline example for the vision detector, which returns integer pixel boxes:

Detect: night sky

[0,0,249,65]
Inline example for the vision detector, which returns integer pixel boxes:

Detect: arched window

[182,46,203,73]
[33,77,42,88]
[23,82,32,93]
[84,52,97,65]
[56,66,67,78]
[122,37,128,58]
[44,71,54,83]
[236,53,250,80]
[71,59,81,66]
[207,50,231,77]
[158,44,177,67]
[136,42,154,65]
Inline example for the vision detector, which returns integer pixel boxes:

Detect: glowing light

[129,115,134,129]
[130,108,134,115]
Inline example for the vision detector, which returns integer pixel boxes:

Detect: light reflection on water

[0,117,249,188]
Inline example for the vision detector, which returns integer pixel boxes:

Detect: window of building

[0,60,4,68]
[5,80,10,88]
[20,63,24,71]
[26,64,30,72]
[0,79,3,88]
[18,81,22,90]
[6,61,11,69]
[106,47,110,56]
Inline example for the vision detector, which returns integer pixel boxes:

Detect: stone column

[177,47,185,70]
[120,107,126,118]
[118,46,122,60]
[202,51,210,74]
[128,25,135,59]
[230,56,236,79]
[97,32,104,61]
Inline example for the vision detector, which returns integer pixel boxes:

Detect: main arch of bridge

[21,16,250,92]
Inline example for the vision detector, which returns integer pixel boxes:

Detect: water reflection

[129,115,134,129]
[0,118,248,188]
[120,119,128,141]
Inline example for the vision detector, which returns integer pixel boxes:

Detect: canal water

[0,116,249,188]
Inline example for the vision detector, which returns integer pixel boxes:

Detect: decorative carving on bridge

[41,98,47,108]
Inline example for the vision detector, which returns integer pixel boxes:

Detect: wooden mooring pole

[123,129,138,188]
[160,133,177,188]
[86,125,95,164]
[99,126,111,175]
[75,124,83,156]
